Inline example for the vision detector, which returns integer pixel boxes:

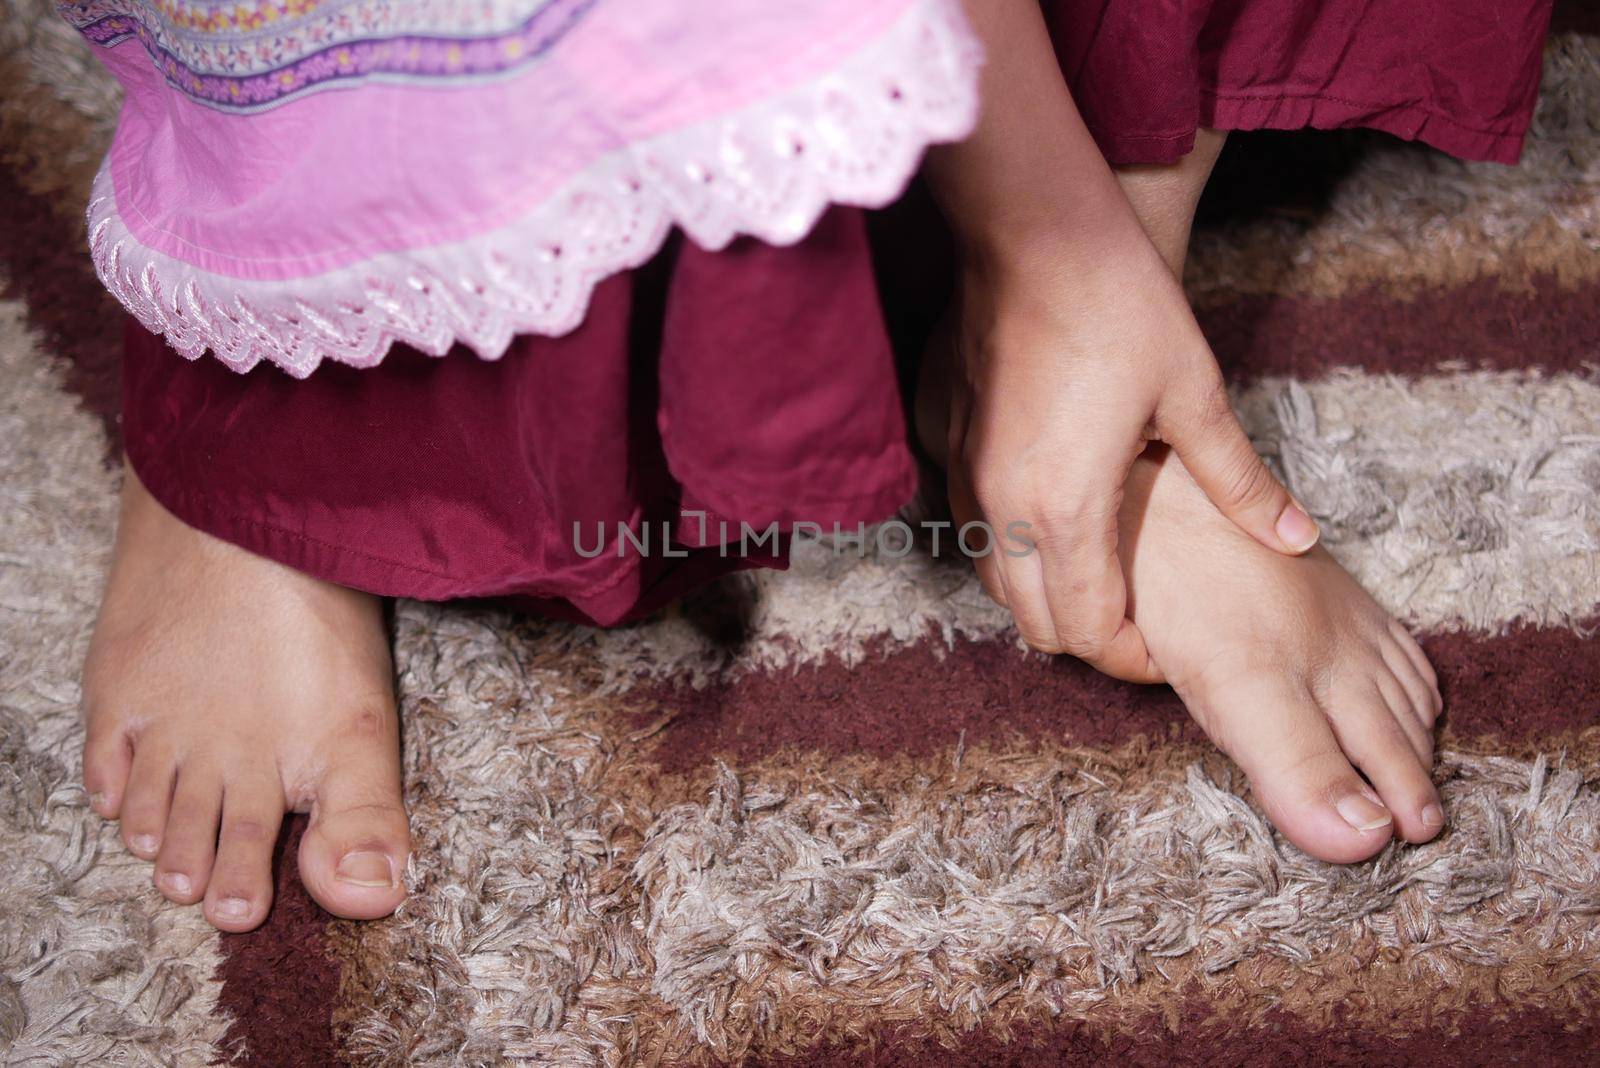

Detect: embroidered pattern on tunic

[59,0,596,110]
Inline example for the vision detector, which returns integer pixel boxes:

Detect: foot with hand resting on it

[82,464,411,931]
[1120,445,1444,862]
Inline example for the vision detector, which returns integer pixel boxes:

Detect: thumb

[1161,383,1320,555]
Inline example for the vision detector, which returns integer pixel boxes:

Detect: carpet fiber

[2,3,1598,1064]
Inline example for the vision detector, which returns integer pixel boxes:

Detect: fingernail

[159,872,192,897]
[1335,792,1393,832]
[213,897,251,921]
[130,833,159,856]
[1421,803,1444,829]
[335,850,395,888]
[1276,501,1321,553]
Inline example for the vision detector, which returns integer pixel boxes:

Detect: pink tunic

[66,0,982,376]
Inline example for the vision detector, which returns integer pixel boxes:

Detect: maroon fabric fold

[1046,0,1554,164]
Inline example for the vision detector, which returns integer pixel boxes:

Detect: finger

[948,462,1008,609]
[1160,380,1320,556]
[992,525,1061,654]
[1031,507,1160,683]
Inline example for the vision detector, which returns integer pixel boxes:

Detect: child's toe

[203,777,284,932]
[1324,680,1443,845]
[153,765,222,904]
[1381,634,1442,732]
[1371,668,1434,766]
[1194,677,1395,864]
[118,739,178,859]
[81,714,134,819]
[1388,622,1442,717]
[296,720,409,920]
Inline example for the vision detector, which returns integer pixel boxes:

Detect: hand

[934,232,1319,682]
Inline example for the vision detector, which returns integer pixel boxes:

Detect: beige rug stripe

[579,369,1600,689]
[1185,33,1600,304]
[0,294,231,1064]
[336,604,1600,1067]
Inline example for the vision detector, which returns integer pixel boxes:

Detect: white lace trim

[87,0,981,377]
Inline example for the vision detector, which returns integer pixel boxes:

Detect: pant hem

[1091,91,1529,166]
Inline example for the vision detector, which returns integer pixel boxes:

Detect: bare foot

[1122,446,1443,862]
[82,463,410,931]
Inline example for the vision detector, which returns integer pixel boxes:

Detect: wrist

[952,190,1148,285]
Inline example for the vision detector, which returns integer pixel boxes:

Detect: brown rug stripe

[634,620,1600,774]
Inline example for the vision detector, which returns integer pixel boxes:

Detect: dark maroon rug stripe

[750,997,1600,1068]
[636,619,1600,774]
[0,159,123,451]
[215,816,343,1067]
[1198,276,1600,382]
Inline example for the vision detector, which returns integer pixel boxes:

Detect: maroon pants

[122,0,1555,626]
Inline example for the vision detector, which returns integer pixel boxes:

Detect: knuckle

[968,483,1006,524]
[1213,448,1279,509]
[1192,377,1236,424]
[1015,621,1065,654]
[1031,506,1115,555]
[223,817,275,843]
[1050,620,1108,660]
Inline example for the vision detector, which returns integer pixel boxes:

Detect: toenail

[213,897,251,921]
[89,792,110,813]
[130,834,160,856]
[159,872,193,896]
[335,850,396,888]
[1335,792,1392,832]
[1421,803,1444,829]
[1275,501,1321,554]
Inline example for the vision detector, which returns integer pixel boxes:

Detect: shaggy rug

[3,4,1599,1065]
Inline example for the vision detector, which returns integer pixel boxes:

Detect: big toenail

[213,897,251,921]
[1422,803,1444,829]
[335,851,395,888]
[160,872,192,896]
[130,834,159,855]
[1275,502,1321,554]
[1335,793,1392,832]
